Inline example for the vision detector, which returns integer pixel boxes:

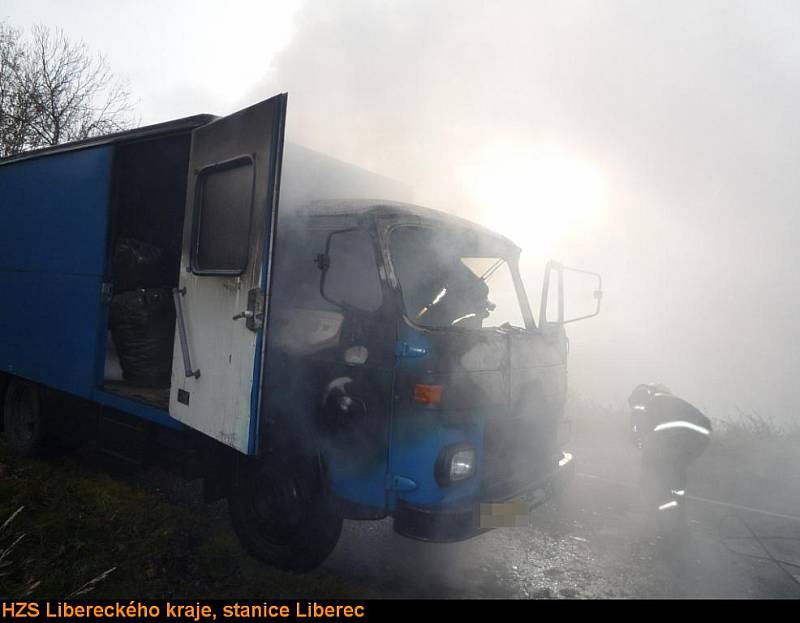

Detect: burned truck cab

[264,200,597,542]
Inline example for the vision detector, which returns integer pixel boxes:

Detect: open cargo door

[169,94,287,454]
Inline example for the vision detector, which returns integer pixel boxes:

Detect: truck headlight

[435,444,476,486]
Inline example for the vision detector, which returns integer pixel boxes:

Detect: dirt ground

[1,404,799,599]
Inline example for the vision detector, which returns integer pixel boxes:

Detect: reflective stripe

[432,288,447,305]
[671,489,686,496]
[658,501,679,511]
[633,405,646,411]
[451,312,476,325]
[653,420,710,436]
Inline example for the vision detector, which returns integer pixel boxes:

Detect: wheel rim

[6,384,38,444]
[247,470,311,539]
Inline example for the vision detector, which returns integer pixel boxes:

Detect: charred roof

[300,199,520,252]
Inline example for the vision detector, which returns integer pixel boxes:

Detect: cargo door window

[191,156,255,274]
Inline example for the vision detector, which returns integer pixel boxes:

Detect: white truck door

[169,94,287,454]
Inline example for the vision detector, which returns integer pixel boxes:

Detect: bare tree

[0,22,30,157]
[0,22,135,158]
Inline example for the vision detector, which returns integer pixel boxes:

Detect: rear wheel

[3,379,47,457]
[0,375,7,425]
[227,454,342,573]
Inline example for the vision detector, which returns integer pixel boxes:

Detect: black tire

[227,454,343,573]
[3,379,47,457]
[0,375,7,428]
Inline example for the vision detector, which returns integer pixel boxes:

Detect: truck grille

[481,415,558,501]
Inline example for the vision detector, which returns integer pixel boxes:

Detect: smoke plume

[252,0,800,422]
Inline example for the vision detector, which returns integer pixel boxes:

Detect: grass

[565,391,799,445]
[704,409,800,483]
[0,441,361,599]
[0,443,190,598]
[712,407,798,442]
[0,505,39,597]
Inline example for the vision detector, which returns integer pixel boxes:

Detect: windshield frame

[379,218,536,332]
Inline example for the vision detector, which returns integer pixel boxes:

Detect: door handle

[172,287,201,379]
[232,288,265,331]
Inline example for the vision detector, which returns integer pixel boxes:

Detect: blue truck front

[382,219,575,541]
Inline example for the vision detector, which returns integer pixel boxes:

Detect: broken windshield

[389,225,526,330]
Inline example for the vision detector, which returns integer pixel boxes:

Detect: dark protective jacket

[629,386,712,463]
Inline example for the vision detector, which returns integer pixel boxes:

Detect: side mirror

[540,261,602,325]
[318,228,383,312]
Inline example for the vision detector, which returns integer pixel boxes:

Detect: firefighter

[628,384,712,530]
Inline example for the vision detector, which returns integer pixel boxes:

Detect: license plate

[478,496,531,528]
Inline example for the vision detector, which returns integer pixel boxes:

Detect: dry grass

[564,393,800,513]
[0,506,40,598]
[0,440,363,599]
[712,408,798,441]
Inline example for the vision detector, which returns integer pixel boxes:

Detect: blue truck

[0,94,601,571]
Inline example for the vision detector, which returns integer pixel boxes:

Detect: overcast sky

[4,1,799,423]
[2,0,304,123]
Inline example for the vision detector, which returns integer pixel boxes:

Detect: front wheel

[3,379,47,457]
[227,454,343,573]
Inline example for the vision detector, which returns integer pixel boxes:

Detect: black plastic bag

[113,237,168,292]
[109,288,175,388]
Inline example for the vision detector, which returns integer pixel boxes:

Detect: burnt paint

[261,223,396,512]
[261,208,567,518]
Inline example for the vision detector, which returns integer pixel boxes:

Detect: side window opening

[268,226,382,357]
[322,229,383,312]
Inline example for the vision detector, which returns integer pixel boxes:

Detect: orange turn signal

[414,384,442,405]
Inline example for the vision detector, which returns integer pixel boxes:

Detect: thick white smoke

[251,0,800,422]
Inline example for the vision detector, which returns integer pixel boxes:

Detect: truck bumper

[392,452,575,542]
